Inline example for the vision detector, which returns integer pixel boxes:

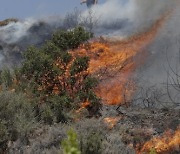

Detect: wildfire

[103,116,122,129]
[137,127,180,154]
[37,11,171,112]
[73,12,170,105]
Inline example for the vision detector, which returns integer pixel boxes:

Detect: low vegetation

[61,128,103,154]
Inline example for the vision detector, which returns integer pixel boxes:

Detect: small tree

[19,27,101,120]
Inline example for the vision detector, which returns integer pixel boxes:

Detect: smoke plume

[0,16,64,67]
[134,3,180,107]
[83,0,176,37]
[81,0,180,107]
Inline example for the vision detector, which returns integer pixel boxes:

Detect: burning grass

[137,127,180,154]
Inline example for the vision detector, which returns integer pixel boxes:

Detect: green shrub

[80,131,103,154]
[52,27,92,50]
[22,46,53,80]
[62,129,81,154]
[40,105,54,125]
[0,91,37,149]
[0,69,13,88]
[47,95,71,123]
[83,77,98,91]
[0,120,8,153]
[42,41,61,58]
[149,148,157,154]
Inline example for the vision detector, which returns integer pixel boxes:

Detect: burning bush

[0,27,101,152]
[1,27,101,123]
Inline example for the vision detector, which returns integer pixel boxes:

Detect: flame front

[137,127,180,154]
[74,12,169,105]
[38,12,170,108]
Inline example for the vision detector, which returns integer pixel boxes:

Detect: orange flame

[74,12,170,105]
[37,12,170,107]
[137,127,180,154]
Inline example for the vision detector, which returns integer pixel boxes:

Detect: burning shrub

[70,56,89,76]
[138,128,180,154]
[19,27,101,119]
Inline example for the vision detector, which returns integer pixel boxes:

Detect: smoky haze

[83,0,179,107]
[134,3,180,107]
[0,17,64,67]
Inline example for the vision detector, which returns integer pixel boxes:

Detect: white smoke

[82,0,176,36]
[0,0,175,44]
[0,16,64,45]
[0,18,36,44]
[125,2,180,107]
[0,16,64,68]
[82,0,180,107]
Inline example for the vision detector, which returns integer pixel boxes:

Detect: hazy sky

[0,0,106,20]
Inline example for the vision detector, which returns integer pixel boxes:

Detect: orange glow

[103,116,122,129]
[36,12,170,107]
[73,12,169,105]
[137,127,180,154]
